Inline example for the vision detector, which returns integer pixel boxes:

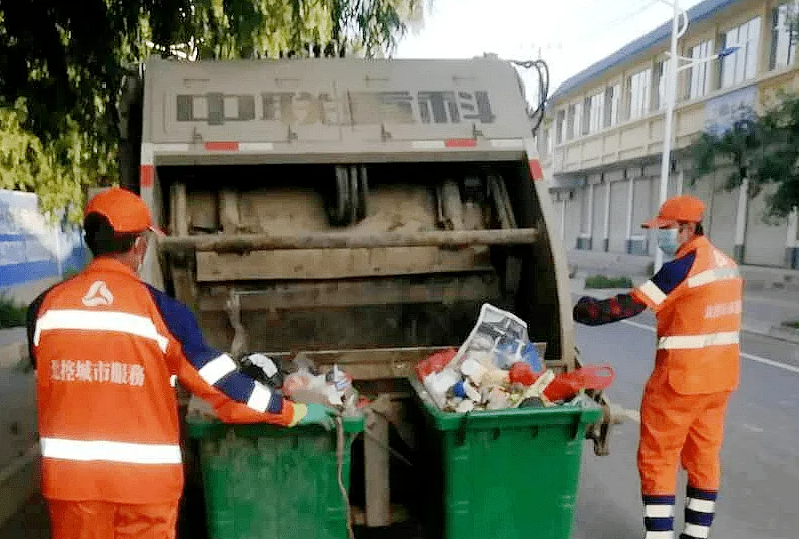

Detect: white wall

[609,180,628,252]
[744,184,789,266]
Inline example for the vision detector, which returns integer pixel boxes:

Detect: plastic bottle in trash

[493,338,520,369]
[326,364,352,392]
[448,380,481,402]
[521,342,543,372]
[424,368,461,409]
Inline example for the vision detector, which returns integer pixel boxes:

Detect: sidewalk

[569,273,799,344]
[567,249,799,295]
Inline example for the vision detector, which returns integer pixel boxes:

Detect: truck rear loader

[116,55,625,538]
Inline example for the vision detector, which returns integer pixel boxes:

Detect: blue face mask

[657,228,680,257]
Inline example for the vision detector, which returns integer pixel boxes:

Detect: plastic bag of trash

[448,303,536,371]
[415,348,458,381]
[543,364,615,402]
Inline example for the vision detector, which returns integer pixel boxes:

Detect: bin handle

[455,411,472,447]
[571,415,582,441]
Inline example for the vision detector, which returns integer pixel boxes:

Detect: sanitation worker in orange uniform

[26,187,336,539]
[573,195,742,539]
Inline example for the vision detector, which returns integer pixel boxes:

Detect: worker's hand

[295,403,338,430]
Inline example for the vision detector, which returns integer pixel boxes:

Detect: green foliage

[0,292,27,329]
[782,320,799,329]
[689,91,799,219]
[0,99,113,223]
[0,0,427,220]
[584,275,633,289]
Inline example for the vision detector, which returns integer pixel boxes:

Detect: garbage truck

[116,55,625,539]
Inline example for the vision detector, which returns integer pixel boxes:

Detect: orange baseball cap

[642,195,705,229]
[84,187,162,235]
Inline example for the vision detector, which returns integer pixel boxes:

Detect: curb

[764,325,799,345]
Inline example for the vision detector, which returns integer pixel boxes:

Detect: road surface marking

[623,409,641,423]
[621,320,657,333]
[620,320,799,375]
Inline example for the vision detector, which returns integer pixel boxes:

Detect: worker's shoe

[679,486,717,539]
[642,494,675,539]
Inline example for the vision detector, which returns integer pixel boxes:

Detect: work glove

[239,353,285,388]
[294,403,338,430]
[573,296,600,325]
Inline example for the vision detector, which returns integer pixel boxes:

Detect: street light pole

[654,0,687,273]
[652,0,739,273]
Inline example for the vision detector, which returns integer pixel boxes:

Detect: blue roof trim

[551,0,743,100]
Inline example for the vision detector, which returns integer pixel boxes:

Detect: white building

[539,0,799,269]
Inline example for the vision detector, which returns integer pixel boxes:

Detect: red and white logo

[82,281,114,307]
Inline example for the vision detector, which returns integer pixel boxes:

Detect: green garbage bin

[411,378,601,539]
[186,413,364,539]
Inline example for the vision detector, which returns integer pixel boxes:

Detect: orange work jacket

[632,236,742,395]
[29,257,296,504]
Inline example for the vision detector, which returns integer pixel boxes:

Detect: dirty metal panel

[195,246,492,281]
[198,274,502,311]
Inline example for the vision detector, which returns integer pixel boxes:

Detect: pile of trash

[241,352,361,415]
[189,352,361,420]
[416,304,614,412]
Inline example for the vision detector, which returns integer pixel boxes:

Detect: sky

[395,0,707,99]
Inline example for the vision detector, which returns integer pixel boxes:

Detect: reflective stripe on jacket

[30,257,297,504]
[632,236,742,395]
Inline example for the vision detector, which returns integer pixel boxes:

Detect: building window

[555,109,566,144]
[604,84,620,127]
[540,128,553,156]
[655,60,668,110]
[585,91,604,134]
[721,17,762,88]
[567,102,583,140]
[627,68,652,120]
[687,39,714,99]
[771,2,798,69]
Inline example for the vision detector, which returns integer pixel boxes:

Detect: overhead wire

[509,58,550,135]
[504,0,665,134]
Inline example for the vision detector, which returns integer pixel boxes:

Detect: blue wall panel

[0,189,87,292]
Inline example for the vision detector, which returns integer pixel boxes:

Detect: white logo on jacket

[81,281,114,307]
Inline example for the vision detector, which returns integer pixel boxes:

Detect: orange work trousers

[47,499,179,539]
[637,367,731,495]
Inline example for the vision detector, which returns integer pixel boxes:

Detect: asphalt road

[0,366,36,471]
[2,310,797,539]
[0,329,26,349]
[570,308,799,539]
